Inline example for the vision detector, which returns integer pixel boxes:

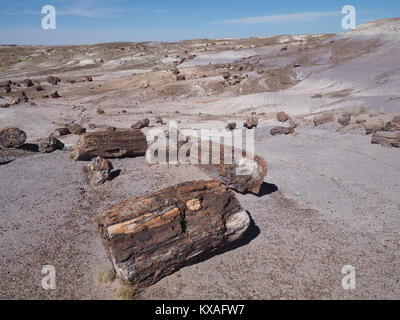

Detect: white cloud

[212,11,341,25]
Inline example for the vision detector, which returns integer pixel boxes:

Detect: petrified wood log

[191,139,267,195]
[70,129,147,161]
[313,113,333,126]
[95,180,250,286]
[363,119,384,134]
[0,127,27,148]
[270,126,295,136]
[371,131,400,148]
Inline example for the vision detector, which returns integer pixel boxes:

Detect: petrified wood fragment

[277,111,289,122]
[371,131,400,148]
[70,129,147,161]
[191,139,267,195]
[313,113,333,126]
[95,180,250,286]
[362,119,384,134]
[270,126,295,136]
[0,127,27,148]
[82,156,113,186]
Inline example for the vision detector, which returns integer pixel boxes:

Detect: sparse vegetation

[118,281,140,300]
[96,267,116,284]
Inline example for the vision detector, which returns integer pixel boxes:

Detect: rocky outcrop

[94,180,250,286]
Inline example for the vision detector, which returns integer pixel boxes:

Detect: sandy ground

[1,18,400,299]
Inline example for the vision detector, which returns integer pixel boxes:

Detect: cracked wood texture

[95,180,250,286]
[69,129,147,161]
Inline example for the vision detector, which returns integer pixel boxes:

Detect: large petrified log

[95,180,250,286]
[371,131,400,148]
[70,129,147,161]
[146,129,267,195]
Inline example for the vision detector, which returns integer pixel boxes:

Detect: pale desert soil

[1,19,400,299]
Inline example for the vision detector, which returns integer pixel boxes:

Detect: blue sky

[1,0,400,45]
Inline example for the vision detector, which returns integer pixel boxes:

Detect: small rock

[84,75,93,82]
[277,111,289,122]
[22,79,34,87]
[243,117,258,129]
[88,123,96,129]
[68,124,86,135]
[176,74,186,81]
[270,126,295,136]
[1,85,11,94]
[97,108,104,115]
[50,91,60,99]
[223,72,231,80]
[311,94,323,99]
[0,103,9,108]
[131,118,150,129]
[106,126,117,132]
[225,122,237,131]
[38,135,64,153]
[141,81,150,89]
[20,91,28,102]
[338,114,351,126]
[156,116,165,124]
[82,156,114,187]
[53,127,70,137]
[47,76,60,85]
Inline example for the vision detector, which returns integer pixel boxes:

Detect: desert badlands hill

[0,18,400,299]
